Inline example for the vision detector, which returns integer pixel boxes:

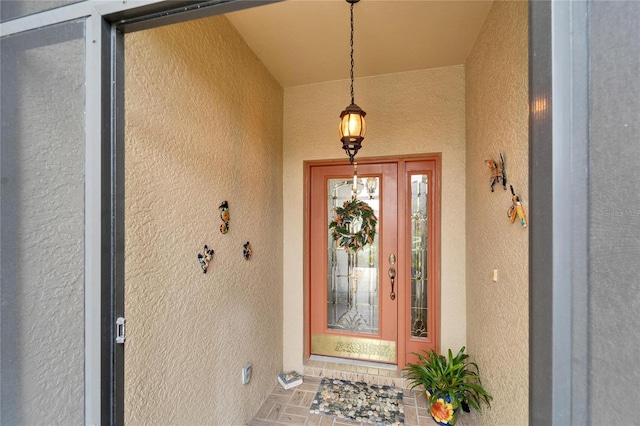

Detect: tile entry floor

[248,376,478,426]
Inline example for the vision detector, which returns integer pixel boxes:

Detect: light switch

[492,269,498,282]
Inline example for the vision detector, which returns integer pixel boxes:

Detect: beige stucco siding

[283,65,467,372]
[125,15,284,425]
[465,1,530,424]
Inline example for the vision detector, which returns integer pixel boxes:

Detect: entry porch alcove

[124,1,529,424]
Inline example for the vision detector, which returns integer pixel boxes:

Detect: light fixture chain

[350,1,355,105]
[340,0,365,165]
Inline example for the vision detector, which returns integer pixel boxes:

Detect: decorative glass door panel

[310,163,398,363]
[327,177,380,334]
[410,174,428,339]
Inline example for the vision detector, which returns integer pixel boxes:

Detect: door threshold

[304,355,407,389]
[309,354,397,370]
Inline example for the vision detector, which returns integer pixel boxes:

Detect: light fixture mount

[339,0,366,164]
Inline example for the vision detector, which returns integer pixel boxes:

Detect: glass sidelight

[404,159,440,366]
[410,175,428,338]
[326,177,380,334]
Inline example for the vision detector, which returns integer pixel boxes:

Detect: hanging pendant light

[339,0,366,164]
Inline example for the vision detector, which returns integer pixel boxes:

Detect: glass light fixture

[339,0,366,164]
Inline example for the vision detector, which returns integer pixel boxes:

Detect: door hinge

[116,317,126,344]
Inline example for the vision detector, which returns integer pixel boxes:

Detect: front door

[310,162,398,363]
[308,157,440,367]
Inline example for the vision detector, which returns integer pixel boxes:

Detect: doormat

[309,378,404,425]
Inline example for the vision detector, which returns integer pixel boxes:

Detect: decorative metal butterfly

[197,245,214,273]
[485,152,507,192]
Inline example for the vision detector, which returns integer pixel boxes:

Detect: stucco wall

[283,66,467,372]
[465,1,529,424]
[125,16,283,425]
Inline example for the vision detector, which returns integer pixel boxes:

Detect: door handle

[388,267,396,300]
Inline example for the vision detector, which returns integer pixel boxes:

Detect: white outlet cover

[242,364,252,384]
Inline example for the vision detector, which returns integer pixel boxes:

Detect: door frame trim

[401,157,441,367]
[304,154,441,368]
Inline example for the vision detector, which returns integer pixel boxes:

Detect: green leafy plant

[403,347,492,416]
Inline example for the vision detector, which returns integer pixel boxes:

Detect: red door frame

[304,154,441,368]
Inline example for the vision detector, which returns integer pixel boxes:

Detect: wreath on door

[329,199,378,253]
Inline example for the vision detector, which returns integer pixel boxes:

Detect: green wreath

[329,199,378,253]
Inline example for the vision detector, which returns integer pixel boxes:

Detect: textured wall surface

[283,66,467,372]
[125,16,283,425]
[465,1,529,424]
[0,24,85,425]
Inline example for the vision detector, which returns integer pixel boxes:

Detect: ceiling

[226,0,493,88]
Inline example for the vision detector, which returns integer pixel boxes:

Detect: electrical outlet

[242,363,252,385]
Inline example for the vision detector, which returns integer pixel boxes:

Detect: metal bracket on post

[115,317,126,344]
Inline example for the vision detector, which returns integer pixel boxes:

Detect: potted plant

[403,346,492,425]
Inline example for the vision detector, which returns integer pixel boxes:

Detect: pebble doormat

[309,378,404,425]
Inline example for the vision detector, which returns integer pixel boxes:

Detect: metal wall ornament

[197,245,214,273]
[485,153,507,192]
[243,241,252,260]
[219,201,230,234]
[508,185,528,227]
